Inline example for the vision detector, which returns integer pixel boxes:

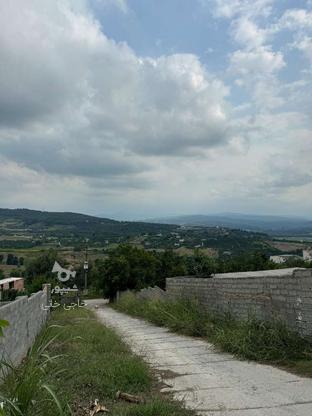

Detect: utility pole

[84,239,89,293]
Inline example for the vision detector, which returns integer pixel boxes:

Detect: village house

[0,277,24,292]
[303,248,312,262]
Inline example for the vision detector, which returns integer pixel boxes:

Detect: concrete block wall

[0,288,49,365]
[136,286,168,301]
[167,269,312,336]
[118,286,168,302]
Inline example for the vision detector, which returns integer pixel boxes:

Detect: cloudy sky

[0,0,311,219]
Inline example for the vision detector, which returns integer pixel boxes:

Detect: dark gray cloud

[0,134,148,177]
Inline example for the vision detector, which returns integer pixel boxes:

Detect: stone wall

[166,268,312,336]
[0,286,50,365]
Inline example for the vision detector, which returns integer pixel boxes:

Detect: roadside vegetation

[0,308,194,416]
[114,293,312,377]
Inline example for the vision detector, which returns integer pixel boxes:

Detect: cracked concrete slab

[87,300,312,416]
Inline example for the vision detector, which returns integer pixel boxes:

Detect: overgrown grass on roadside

[1,308,195,416]
[113,293,312,376]
[0,324,67,416]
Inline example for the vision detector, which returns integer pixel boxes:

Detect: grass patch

[1,308,195,416]
[113,293,312,376]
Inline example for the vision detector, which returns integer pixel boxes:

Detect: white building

[303,248,312,262]
[270,254,301,264]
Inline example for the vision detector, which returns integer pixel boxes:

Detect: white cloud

[273,9,312,65]
[265,157,312,189]
[206,0,274,19]
[231,17,269,48]
[294,36,312,63]
[196,0,312,215]
[279,9,312,30]
[229,46,285,76]
[209,0,286,110]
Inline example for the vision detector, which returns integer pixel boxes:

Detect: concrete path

[87,300,312,416]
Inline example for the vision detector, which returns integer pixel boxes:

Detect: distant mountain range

[1,208,311,253]
[2,209,311,238]
[149,213,312,236]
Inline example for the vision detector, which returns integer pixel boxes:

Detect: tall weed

[0,326,66,416]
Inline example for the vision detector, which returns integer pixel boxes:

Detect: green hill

[0,208,277,256]
[0,208,177,247]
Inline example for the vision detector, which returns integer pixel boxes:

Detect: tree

[24,249,59,281]
[101,255,130,299]
[10,269,23,277]
[6,253,19,266]
[156,250,187,287]
[93,245,161,299]
[186,250,217,276]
